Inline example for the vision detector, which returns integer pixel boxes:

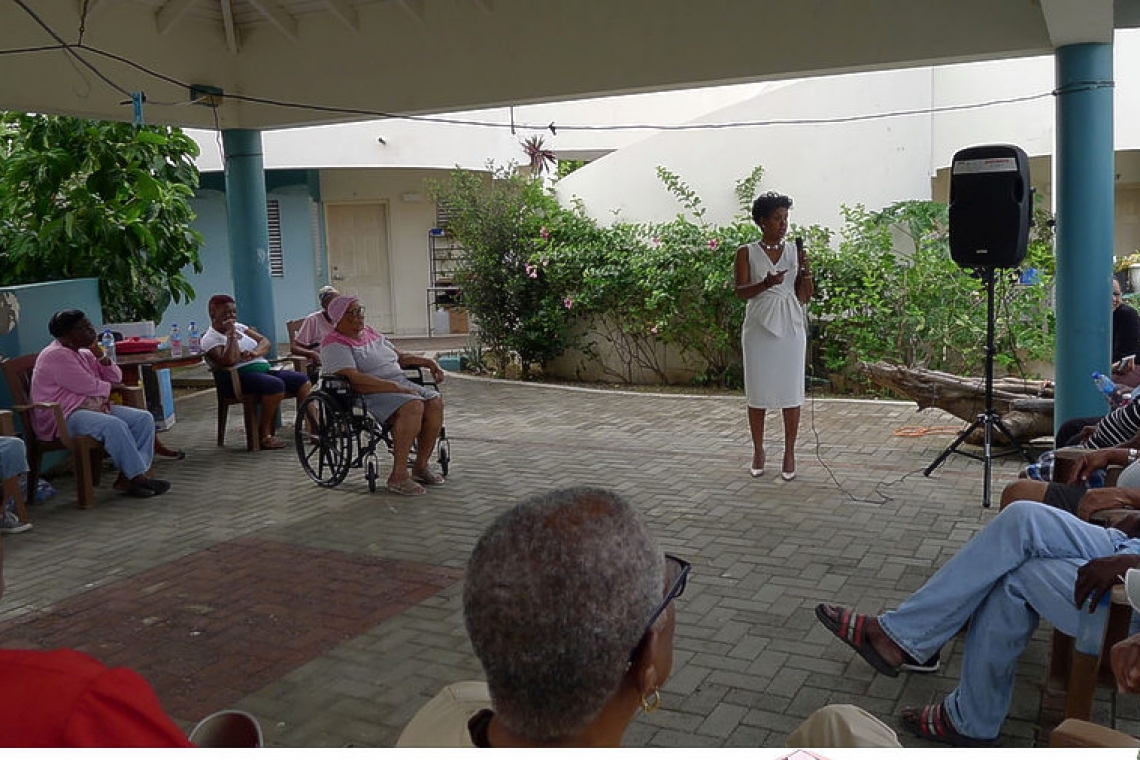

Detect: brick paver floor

[2,373,1137,746]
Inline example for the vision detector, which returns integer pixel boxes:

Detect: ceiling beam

[246,0,299,40]
[319,0,359,32]
[396,0,426,23]
[156,0,199,36]
[220,0,240,54]
[1040,0,1114,45]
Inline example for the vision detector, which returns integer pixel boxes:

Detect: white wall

[186,83,766,172]
[554,69,936,234]
[556,28,1140,240]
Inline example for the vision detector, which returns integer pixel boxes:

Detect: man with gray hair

[291,285,340,382]
[399,486,681,747]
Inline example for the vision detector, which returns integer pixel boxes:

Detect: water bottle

[100,329,117,364]
[1092,372,1125,408]
[170,323,183,358]
[188,320,201,355]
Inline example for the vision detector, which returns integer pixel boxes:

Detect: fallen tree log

[861,362,1054,444]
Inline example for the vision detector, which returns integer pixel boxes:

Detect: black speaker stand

[923,267,1035,508]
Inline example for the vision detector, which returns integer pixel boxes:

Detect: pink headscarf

[325,295,358,324]
[321,295,380,348]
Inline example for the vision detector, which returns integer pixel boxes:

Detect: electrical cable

[0,2,1087,135]
[7,0,130,97]
[0,44,65,55]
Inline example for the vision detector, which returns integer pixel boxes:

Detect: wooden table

[116,350,205,458]
[115,349,204,386]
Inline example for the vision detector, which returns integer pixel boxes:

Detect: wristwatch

[1129,448,1139,463]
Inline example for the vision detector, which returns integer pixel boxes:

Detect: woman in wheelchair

[320,295,445,496]
[202,294,312,450]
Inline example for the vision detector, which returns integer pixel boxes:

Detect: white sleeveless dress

[741,241,806,408]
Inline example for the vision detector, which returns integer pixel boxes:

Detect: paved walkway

[1,375,1135,747]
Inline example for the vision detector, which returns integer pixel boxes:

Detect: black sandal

[900,703,996,747]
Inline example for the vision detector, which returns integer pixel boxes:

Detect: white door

[325,202,394,332]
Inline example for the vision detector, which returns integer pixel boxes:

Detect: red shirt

[0,649,192,747]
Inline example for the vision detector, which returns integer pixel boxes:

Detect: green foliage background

[434,165,1057,388]
[0,113,204,323]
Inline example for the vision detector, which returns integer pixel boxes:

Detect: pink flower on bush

[649,236,662,248]
[707,239,719,250]
[539,226,550,240]
[563,297,574,309]
[650,325,659,335]
[525,263,538,279]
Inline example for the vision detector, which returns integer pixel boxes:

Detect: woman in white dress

[734,193,813,481]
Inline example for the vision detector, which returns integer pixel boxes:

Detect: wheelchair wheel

[437,434,450,477]
[295,392,353,488]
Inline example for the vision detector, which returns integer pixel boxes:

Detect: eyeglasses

[346,306,366,317]
[638,553,690,640]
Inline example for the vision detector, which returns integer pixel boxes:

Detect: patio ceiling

[0,0,1136,130]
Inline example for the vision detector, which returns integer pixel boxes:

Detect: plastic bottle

[100,329,117,364]
[188,320,201,355]
[1092,371,1125,408]
[170,323,183,358]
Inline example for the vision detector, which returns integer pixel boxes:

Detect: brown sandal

[260,435,288,450]
[900,703,996,747]
[412,470,445,485]
[387,479,426,497]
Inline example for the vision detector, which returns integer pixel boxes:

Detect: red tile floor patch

[0,538,463,722]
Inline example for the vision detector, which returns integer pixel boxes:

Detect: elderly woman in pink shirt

[31,310,170,499]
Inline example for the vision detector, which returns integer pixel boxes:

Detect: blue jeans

[878,500,1140,739]
[66,406,154,480]
[0,436,28,480]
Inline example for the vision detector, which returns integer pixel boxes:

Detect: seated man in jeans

[816,500,1140,746]
[0,434,32,533]
[31,310,170,499]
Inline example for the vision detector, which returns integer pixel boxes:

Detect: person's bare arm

[734,246,783,300]
[290,339,321,364]
[206,319,243,368]
[397,351,445,385]
[241,326,273,360]
[335,367,411,395]
[1077,488,1140,521]
[1112,633,1140,692]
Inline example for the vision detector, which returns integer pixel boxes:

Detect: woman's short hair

[48,309,86,338]
[464,487,664,743]
[751,192,793,225]
[207,294,235,316]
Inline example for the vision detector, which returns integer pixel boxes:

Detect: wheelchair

[294,370,450,492]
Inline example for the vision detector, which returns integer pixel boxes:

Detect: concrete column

[221,129,277,350]
[1054,43,1114,429]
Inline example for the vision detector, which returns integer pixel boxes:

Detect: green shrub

[430,164,1056,390]
[809,200,1055,379]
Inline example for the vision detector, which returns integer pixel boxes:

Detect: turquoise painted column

[221,129,277,351]
[1054,43,1114,429]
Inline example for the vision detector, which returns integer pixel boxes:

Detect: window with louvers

[268,199,284,277]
